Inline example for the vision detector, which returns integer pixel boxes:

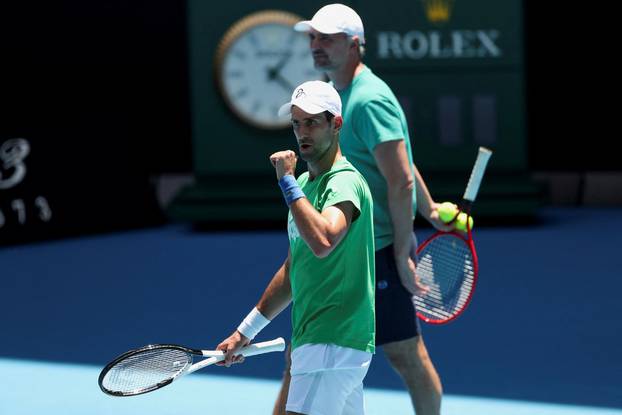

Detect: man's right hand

[428,202,457,232]
[216,330,250,367]
[396,256,430,296]
[269,150,298,180]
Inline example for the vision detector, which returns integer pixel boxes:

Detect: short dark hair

[324,111,335,122]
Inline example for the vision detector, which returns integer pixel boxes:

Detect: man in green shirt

[217,80,376,414]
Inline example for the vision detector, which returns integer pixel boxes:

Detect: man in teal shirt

[217,80,376,414]
[274,4,455,415]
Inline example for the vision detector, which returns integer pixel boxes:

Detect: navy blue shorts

[374,233,421,346]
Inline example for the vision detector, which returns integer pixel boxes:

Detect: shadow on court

[1,207,621,409]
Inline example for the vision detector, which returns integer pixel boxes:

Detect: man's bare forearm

[387,180,415,259]
[413,164,434,219]
[256,255,292,320]
[373,140,415,260]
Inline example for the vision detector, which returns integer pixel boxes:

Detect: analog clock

[214,10,324,130]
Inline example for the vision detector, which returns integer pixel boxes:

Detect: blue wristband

[278,175,305,207]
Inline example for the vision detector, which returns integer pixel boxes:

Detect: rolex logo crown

[421,0,454,24]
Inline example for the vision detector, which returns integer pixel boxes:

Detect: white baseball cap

[278,81,342,117]
[294,3,365,44]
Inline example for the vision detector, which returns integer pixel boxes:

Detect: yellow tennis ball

[455,212,474,232]
[438,202,458,223]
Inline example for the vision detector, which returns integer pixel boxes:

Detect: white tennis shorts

[285,344,372,415]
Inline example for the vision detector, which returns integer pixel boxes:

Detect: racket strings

[415,235,475,321]
[101,348,192,394]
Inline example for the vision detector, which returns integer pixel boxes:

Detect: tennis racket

[413,147,493,324]
[99,337,286,396]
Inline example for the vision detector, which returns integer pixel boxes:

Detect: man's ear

[333,115,343,132]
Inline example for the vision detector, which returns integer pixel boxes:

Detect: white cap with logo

[294,3,365,45]
[278,80,342,117]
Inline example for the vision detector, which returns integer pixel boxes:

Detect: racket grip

[240,337,286,357]
[463,147,492,202]
[201,337,286,359]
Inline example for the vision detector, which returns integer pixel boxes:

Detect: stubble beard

[299,137,334,164]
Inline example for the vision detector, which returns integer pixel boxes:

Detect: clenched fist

[269,150,297,180]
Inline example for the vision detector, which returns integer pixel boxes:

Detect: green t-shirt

[287,157,375,353]
[337,66,417,251]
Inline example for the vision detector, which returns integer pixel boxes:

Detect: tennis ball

[438,202,459,223]
[455,212,474,232]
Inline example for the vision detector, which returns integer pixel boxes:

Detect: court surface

[1,357,620,415]
[1,207,621,414]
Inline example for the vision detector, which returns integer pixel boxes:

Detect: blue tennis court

[1,207,621,414]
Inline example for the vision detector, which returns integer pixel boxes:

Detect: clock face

[215,12,324,130]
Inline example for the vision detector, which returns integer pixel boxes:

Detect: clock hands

[266,32,297,92]
[270,32,296,72]
[271,52,292,74]
[273,73,295,92]
[267,55,296,92]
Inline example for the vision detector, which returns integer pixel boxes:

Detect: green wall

[171,0,539,223]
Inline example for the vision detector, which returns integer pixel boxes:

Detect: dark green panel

[173,0,539,222]
[384,71,527,171]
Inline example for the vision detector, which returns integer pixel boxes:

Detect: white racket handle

[235,337,286,357]
[463,147,492,202]
[188,337,286,373]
